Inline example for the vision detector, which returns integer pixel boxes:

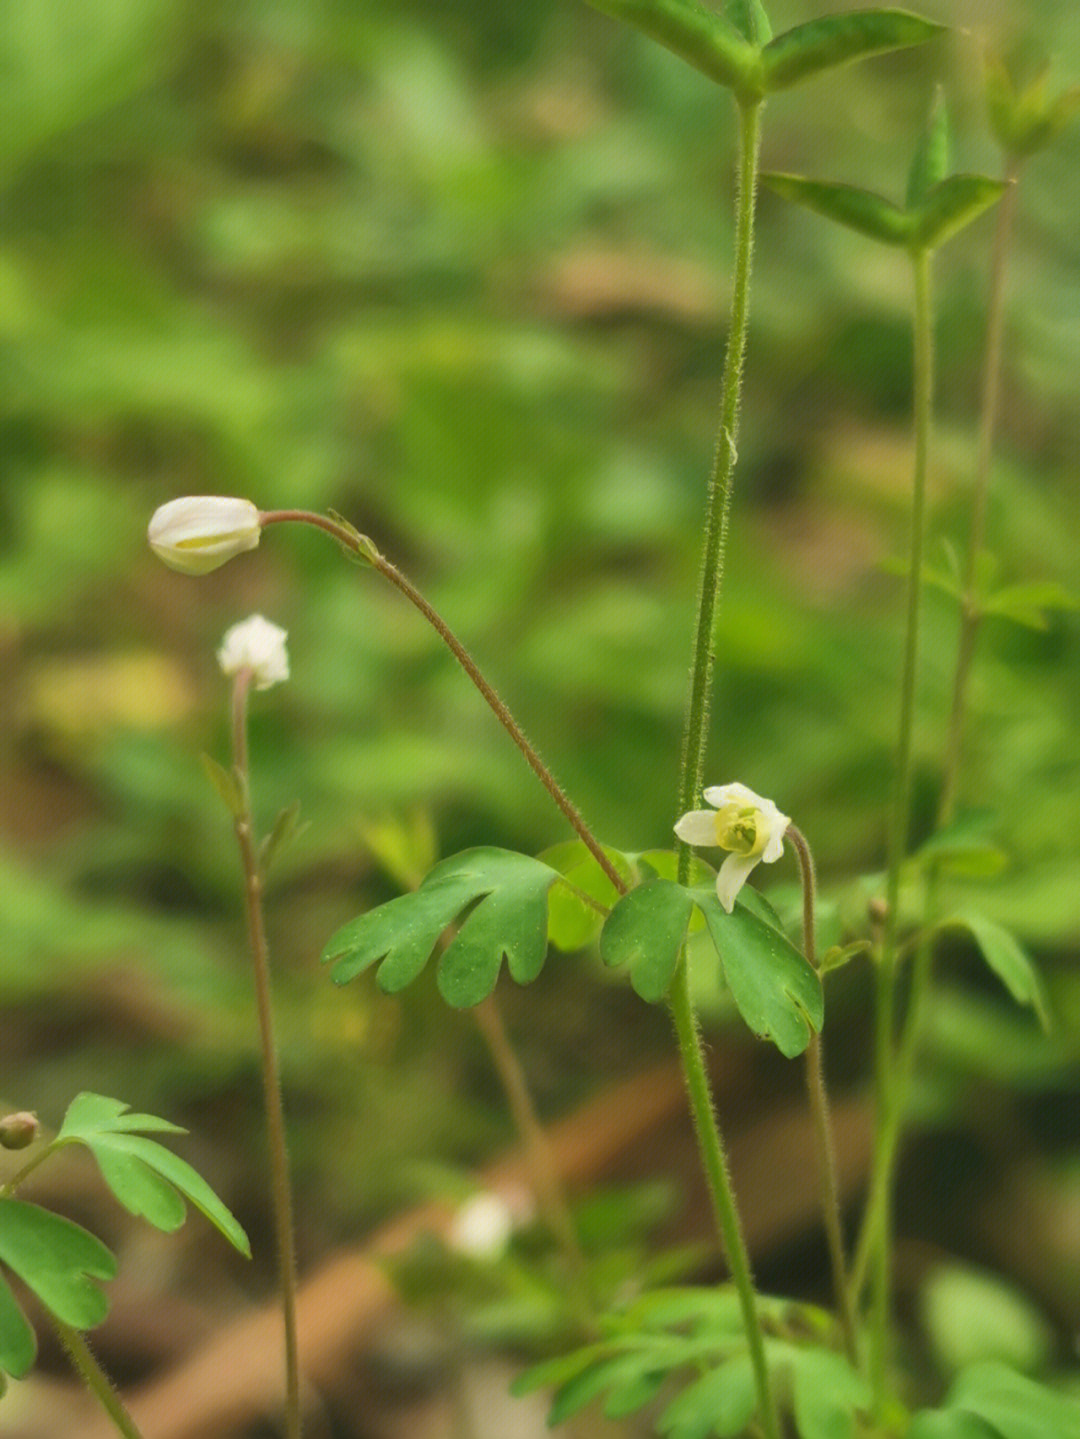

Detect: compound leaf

[56,1094,250,1256]
[910,1362,1080,1439]
[657,1351,757,1439]
[325,847,560,1007]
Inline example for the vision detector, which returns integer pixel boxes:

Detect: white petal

[674,810,720,846]
[761,805,791,863]
[148,496,261,575]
[703,781,760,809]
[716,852,760,913]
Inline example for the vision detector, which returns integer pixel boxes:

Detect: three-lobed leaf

[325,847,562,1007]
[599,877,822,1056]
[55,1094,250,1256]
[0,1199,117,1384]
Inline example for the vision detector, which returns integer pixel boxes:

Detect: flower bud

[148,496,261,575]
[217,614,289,690]
[0,1111,40,1150]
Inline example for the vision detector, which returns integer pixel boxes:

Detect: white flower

[217,615,289,690]
[448,1191,515,1262]
[674,782,790,914]
[148,496,261,575]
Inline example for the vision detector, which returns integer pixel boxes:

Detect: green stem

[258,510,625,898]
[864,246,935,1404]
[231,673,302,1439]
[54,1318,146,1439]
[676,98,763,841]
[787,826,858,1367]
[473,996,594,1331]
[0,1140,57,1196]
[939,166,1020,828]
[668,98,777,1439]
[669,964,779,1439]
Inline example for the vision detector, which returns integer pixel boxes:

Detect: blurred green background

[2,0,1079,1429]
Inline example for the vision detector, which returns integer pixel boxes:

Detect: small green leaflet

[55,1094,250,1256]
[0,1200,117,1384]
[909,1361,1080,1439]
[907,91,950,207]
[760,10,944,94]
[324,847,561,1008]
[582,0,757,95]
[599,879,822,1056]
[936,913,1051,1031]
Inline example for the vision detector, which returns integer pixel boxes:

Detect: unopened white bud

[148,496,261,575]
[217,615,289,690]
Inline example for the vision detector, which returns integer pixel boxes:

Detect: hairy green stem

[676,98,763,837]
[54,1318,146,1439]
[864,246,934,1404]
[787,825,858,1366]
[231,672,302,1439]
[939,167,1020,827]
[259,510,625,897]
[0,1141,57,1196]
[668,98,777,1439]
[669,964,779,1439]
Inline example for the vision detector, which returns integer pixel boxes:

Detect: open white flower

[674,781,790,913]
[217,615,289,690]
[148,496,261,574]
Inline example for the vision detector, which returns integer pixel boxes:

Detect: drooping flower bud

[675,781,790,913]
[217,614,289,690]
[148,496,261,574]
[0,1111,40,1150]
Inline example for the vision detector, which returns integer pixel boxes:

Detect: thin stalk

[669,963,780,1439]
[0,1141,57,1196]
[676,98,763,835]
[54,1318,146,1439]
[666,97,776,1438]
[258,510,625,897]
[939,166,1020,827]
[472,995,593,1329]
[864,246,935,1404]
[787,825,858,1366]
[230,672,302,1439]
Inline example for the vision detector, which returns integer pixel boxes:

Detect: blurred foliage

[1,0,1079,1415]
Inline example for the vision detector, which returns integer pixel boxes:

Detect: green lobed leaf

[760,10,943,93]
[693,888,823,1057]
[912,1362,1080,1439]
[907,1411,999,1439]
[0,1199,116,1331]
[657,1351,757,1438]
[982,580,1079,631]
[724,0,771,46]
[789,1345,872,1439]
[548,1352,657,1427]
[540,840,631,952]
[582,0,759,95]
[0,1269,37,1382]
[938,913,1051,1030]
[325,847,560,1007]
[603,1365,669,1418]
[599,879,695,1003]
[910,175,1008,251]
[763,173,913,245]
[907,92,951,208]
[55,1094,250,1256]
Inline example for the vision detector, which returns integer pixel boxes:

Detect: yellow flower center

[713,803,767,857]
